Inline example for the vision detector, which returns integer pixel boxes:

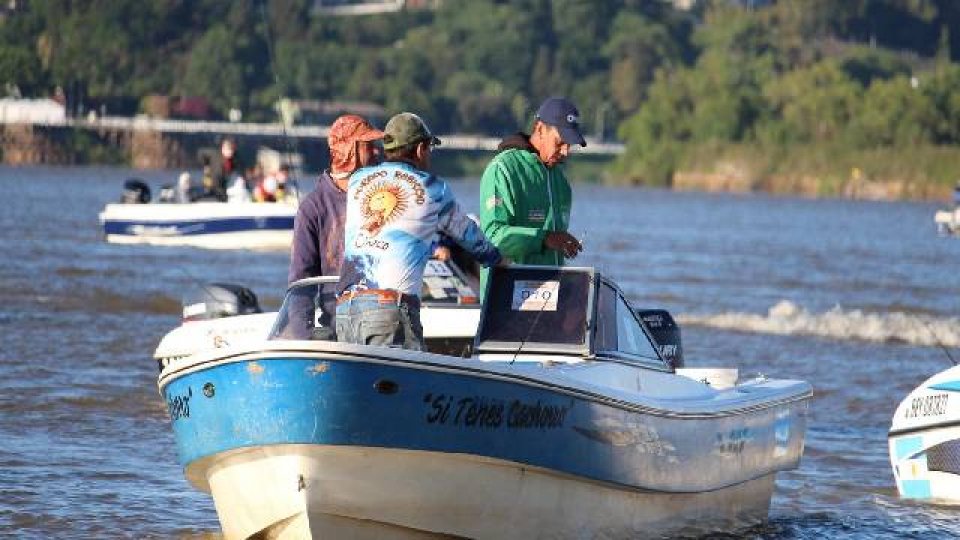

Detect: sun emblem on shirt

[361,182,409,236]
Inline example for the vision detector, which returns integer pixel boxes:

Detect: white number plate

[512,280,559,311]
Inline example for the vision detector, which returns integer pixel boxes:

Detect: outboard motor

[121,178,151,204]
[637,309,684,369]
[182,283,262,322]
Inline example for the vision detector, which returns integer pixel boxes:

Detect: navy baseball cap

[536,97,586,147]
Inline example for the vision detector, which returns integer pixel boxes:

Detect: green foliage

[839,45,913,86]
[180,25,250,114]
[3,0,960,197]
[762,60,862,144]
[603,12,680,114]
[849,76,936,146]
[613,1,960,195]
[920,65,960,143]
[0,45,45,94]
[0,0,700,136]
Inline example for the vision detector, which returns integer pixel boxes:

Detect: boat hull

[99,202,295,249]
[935,209,960,235]
[160,344,809,539]
[196,444,777,540]
[889,365,960,503]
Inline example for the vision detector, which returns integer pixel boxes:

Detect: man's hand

[544,231,582,258]
[432,245,452,261]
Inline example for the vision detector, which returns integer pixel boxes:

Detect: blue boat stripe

[104,216,294,236]
[890,419,960,438]
[162,357,803,491]
[929,381,960,392]
[159,350,812,419]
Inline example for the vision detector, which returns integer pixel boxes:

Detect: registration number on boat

[904,393,949,418]
[512,280,559,311]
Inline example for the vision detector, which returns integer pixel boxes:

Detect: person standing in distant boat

[287,114,385,340]
[336,112,502,351]
[953,180,960,210]
[175,172,193,203]
[478,97,585,295]
[254,164,291,202]
[208,138,243,202]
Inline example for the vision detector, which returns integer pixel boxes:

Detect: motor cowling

[182,283,262,322]
[637,309,684,369]
[121,178,151,204]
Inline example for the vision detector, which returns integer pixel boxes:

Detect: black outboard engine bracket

[182,283,262,322]
[636,309,684,369]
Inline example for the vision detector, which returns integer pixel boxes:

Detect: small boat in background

[889,364,960,502]
[156,265,812,539]
[99,178,297,249]
[936,208,960,236]
[936,184,960,235]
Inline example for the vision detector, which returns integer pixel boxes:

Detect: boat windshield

[268,277,340,341]
[594,281,662,363]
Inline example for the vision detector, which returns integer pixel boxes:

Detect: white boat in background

[156,265,812,539]
[99,200,297,249]
[889,364,960,502]
[936,208,960,235]
[98,176,298,250]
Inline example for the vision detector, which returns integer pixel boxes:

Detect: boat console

[475,266,670,370]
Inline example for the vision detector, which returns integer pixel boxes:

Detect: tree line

[2,0,960,191]
[616,1,960,191]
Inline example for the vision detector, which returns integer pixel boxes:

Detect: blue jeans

[335,294,424,351]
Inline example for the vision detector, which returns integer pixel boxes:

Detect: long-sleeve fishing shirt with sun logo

[338,161,501,297]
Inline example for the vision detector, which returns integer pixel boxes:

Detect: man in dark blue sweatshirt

[287,114,384,339]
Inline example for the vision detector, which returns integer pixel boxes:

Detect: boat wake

[678,301,960,348]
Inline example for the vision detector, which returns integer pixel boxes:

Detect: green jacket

[479,134,573,293]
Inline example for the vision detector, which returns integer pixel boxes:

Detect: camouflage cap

[382,112,441,151]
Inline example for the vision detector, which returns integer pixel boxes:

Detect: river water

[2,165,959,538]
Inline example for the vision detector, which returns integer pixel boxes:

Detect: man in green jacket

[478,97,585,294]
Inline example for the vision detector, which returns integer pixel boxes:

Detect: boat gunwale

[889,420,960,438]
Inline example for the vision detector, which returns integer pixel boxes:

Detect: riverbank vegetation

[615,2,960,199]
[1,1,960,199]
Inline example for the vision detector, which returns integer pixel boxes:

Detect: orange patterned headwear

[328,114,384,174]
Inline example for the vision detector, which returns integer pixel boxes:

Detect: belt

[337,288,420,308]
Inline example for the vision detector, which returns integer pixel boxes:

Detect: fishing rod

[259,1,301,205]
[918,316,958,366]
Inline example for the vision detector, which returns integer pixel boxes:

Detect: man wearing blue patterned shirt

[337,112,502,350]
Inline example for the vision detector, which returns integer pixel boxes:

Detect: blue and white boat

[889,364,960,502]
[99,200,296,249]
[158,266,812,539]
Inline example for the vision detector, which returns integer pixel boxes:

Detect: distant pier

[0,116,624,170]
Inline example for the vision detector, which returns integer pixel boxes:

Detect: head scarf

[328,114,384,174]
